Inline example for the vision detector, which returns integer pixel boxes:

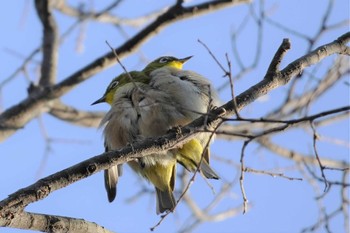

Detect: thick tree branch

[35,0,59,86]
[4,211,112,233]
[0,0,249,142]
[218,32,349,120]
[49,101,103,128]
[53,0,163,27]
[266,38,291,74]
[0,33,349,231]
[216,56,349,140]
[257,137,348,169]
[269,56,348,118]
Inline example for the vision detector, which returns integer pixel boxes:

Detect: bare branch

[0,0,249,142]
[341,171,349,233]
[4,211,112,233]
[53,0,163,28]
[216,51,349,142]
[49,101,103,128]
[35,0,58,86]
[244,167,303,181]
[310,121,330,192]
[239,140,250,214]
[198,39,229,76]
[178,168,243,233]
[198,39,240,117]
[223,106,350,125]
[257,137,348,169]
[0,48,40,89]
[220,33,350,119]
[217,1,264,92]
[1,32,349,232]
[266,38,291,74]
[303,161,349,187]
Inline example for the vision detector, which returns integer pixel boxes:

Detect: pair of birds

[92,56,220,214]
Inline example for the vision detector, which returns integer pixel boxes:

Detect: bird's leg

[167,125,183,139]
[211,106,227,117]
[127,141,146,168]
[138,158,146,168]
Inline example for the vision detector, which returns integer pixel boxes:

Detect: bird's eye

[109,80,119,89]
[159,57,170,63]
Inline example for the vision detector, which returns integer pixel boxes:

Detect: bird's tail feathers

[200,160,220,180]
[104,165,122,202]
[155,188,176,215]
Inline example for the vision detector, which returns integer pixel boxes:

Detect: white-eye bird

[141,56,220,179]
[92,56,220,213]
[92,71,149,203]
[138,56,220,179]
[93,71,178,214]
[142,61,220,180]
[91,56,193,205]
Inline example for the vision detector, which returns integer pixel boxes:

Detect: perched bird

[144,65,220,180]
[141,56,220,179]
[92,71,149,203]
[92,56,194,204]
[93,71,177,214]
[92,56,220,213]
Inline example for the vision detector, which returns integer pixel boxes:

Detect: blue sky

[1,0,349,233]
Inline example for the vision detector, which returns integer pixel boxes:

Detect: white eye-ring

[109,80,119,89]
[159,57,170,63]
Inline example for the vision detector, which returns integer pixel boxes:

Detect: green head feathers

[92,55,192,105]
[91,71,149,105]
[143,56,192,75]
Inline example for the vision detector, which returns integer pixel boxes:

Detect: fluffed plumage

[100,80,177,214]
[144,66,220,179]
[93,56,220,213]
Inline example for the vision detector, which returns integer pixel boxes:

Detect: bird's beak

[178,56,193,64]
[91,96,106,105]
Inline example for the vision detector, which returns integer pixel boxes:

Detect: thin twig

[151,122,222,231]
[225,53,240,118]
[239,140,250,214]
[244,167,303,181]
[198,39,240,118]
[310,121,330,192]
[105,40,135,83]
[198,39,228,75]
[224,106,350,125]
